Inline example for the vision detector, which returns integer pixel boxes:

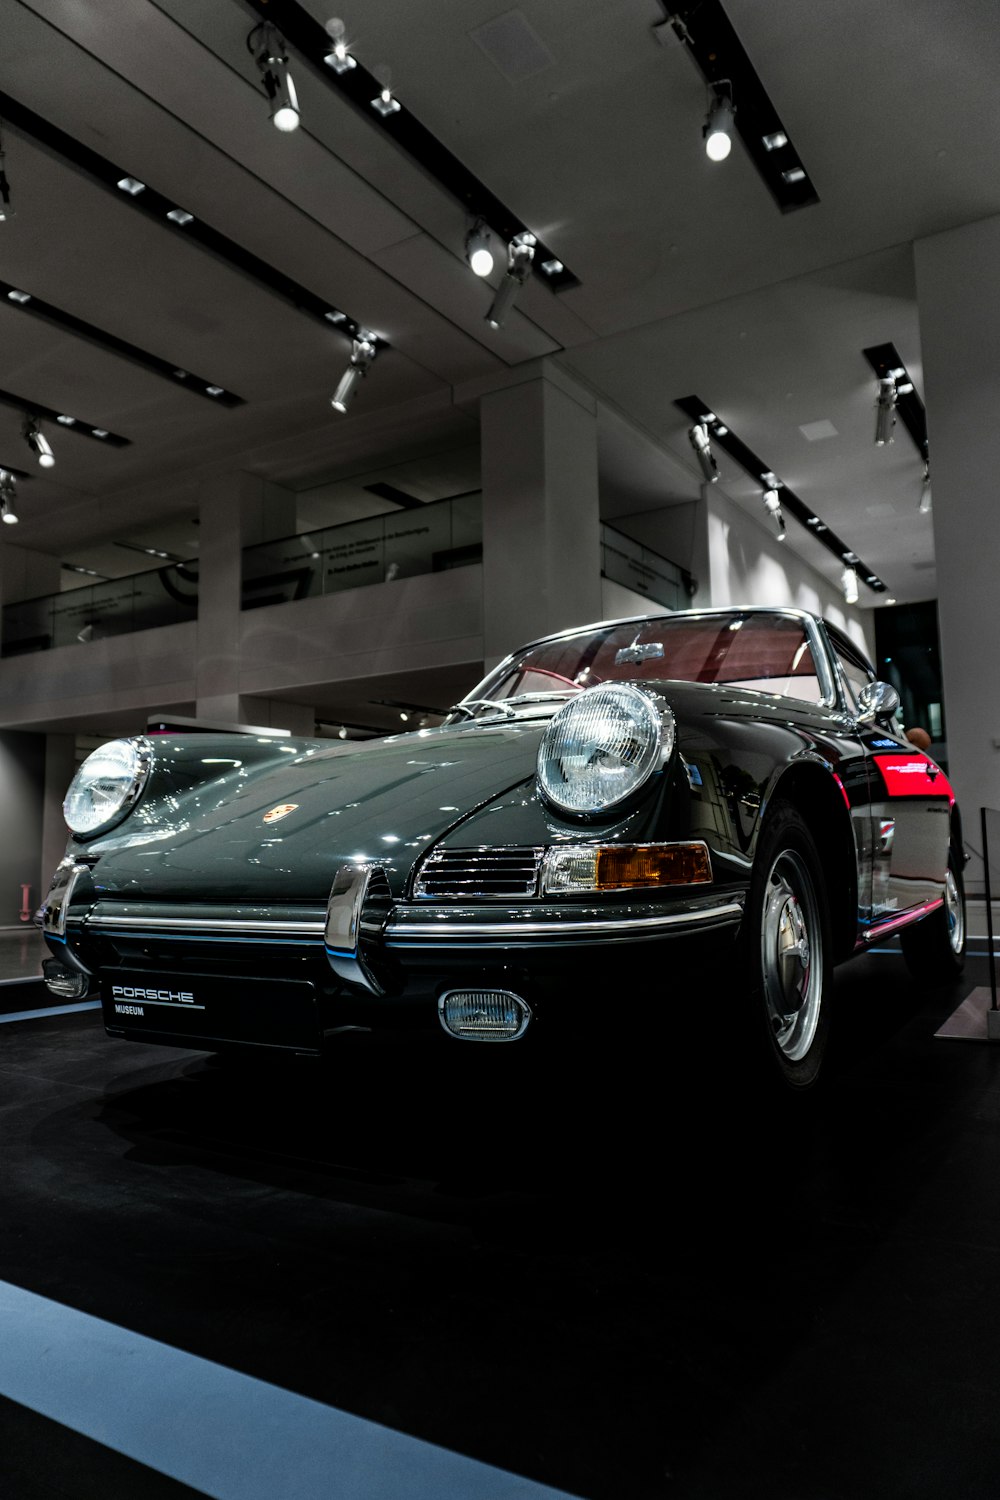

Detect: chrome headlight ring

[536,683,675,817]
[63,735,154,838]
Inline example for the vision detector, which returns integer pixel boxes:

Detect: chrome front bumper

[46,861,745,999]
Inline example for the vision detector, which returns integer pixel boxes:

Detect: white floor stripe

[0,1281,582,1500]
[0,1000,101,1024]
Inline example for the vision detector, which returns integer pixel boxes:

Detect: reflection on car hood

[87,722,546,904]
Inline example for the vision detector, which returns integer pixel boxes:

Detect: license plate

[100,970,321,1051]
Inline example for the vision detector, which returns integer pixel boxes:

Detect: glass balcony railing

[1,562,199,657]
[241,492,483,609]
[600,524,687,611]
[0,504,683,658]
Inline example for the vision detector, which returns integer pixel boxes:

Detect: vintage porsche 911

[40,607,965,1088]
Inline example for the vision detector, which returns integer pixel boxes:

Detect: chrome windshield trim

[83,914,326,936]
[386,898,743,943]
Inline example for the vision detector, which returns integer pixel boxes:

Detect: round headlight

[537,684,674,816]
[63,736,152,837]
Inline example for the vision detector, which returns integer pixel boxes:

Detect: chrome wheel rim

[945,866,965,954]
[760,849,823,1063]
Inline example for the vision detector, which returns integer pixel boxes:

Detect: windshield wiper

[448,698,517,720]
[503,691,579,706]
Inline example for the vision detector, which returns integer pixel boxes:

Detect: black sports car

[40,607,964,1088]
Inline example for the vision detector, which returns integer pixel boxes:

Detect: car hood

[85,722,547,904]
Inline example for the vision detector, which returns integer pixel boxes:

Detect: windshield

[465,612,829,712]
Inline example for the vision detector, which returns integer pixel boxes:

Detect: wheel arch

[761,762,858,965]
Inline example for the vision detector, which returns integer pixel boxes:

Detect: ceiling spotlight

[485,233,536,329]
[23,417,54,468]
[465,220,494,278]
[0,469,17,523]
[761,487,785,539]
[919,460,932,515]
[688,424,719,484]
[371,70,401,116]
[116,176,146,195]
[250,24,301,132]
[704,83,735,162]
[762,131,788,151]
[323,18,357,72]
[841,567,859,605]
[331,332,377,413]
[874,376,897,446]
[7,288,30,304]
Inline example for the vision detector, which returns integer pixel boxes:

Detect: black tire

[740,801,833,1090]
[899,843,966,983]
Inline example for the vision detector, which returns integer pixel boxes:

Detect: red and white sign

[874,754,955,801]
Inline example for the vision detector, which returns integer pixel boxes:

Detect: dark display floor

[2,927,1000,1499]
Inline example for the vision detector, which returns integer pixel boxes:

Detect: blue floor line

[0,1000,101,1024]
[0,1281,582,1500]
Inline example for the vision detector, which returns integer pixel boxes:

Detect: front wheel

[742,802,833,1090]
[899,844,966,983]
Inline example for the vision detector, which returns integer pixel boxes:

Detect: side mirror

[856,680,900,723]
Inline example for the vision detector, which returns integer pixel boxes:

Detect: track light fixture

[465,220,494,278]
[0,468,17,523]
[250,24,301,132]
[841,567,859,605]
[485,233,536,329]
[323,18,356,73]
[704,82,735,162]
[874,375,897,446]
[371,68,401,117]
[762,486,786,539]
[22,416,54,468]
[688,423,719,484]
[919,459,932,515]
[331,332,377,413]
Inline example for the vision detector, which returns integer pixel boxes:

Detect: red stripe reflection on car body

[873,753,955,802]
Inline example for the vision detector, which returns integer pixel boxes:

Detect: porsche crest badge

[262,803,299,825]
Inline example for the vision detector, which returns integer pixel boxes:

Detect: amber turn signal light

[595,842,712,889]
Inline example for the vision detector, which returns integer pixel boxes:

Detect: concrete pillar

[479,369,602,669]
[195,474,303,728]
[915,214,1000,885]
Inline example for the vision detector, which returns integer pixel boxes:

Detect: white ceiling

[1,0,997,609]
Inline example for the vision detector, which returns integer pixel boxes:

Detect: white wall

[704,485,875,663]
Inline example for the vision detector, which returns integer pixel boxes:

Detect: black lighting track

[0,386,129,448]
[675,395,888,595]
[658,0,819,213]
[0,462,31,480]
[0,88,369,347]
[363,482,424,510]
[862,343,928,461]
[0,280,243,408]
[239,0,579,292]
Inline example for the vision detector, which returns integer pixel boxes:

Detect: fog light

[438,989,531,1042]
[42,959,90,999]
